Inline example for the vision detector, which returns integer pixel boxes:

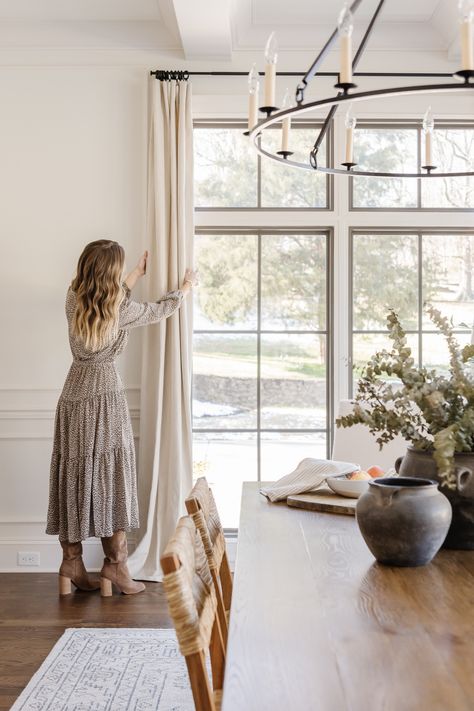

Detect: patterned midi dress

[46,283,184,543]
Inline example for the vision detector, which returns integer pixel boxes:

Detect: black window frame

[348,227,474,396]
[349,120,474,213]
[193,120,334,211]
[193,227,334,500]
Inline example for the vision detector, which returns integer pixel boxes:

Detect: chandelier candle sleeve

[338,5,354,84]
[280,88,292,152]
[459,0,474,70]
[345,106,357,163]
[422,107,434,166]
[425,132,432,165]
[264,32,278,107]
[248,64,259,130]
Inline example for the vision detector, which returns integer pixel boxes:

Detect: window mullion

[418,232,423,369]
[257,232,262,482]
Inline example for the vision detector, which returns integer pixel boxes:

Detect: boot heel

[59,575,71,596]
[100,577,113,597]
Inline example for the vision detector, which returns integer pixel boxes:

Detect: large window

[193,117,473,530]
[194,122,331,209]
[350,230,474,393]
[193,230,331,528]
[351,123,474,210]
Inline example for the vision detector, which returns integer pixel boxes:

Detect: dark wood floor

[0,573,172,710]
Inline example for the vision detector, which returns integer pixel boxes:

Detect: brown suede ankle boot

[59,541,100,595]
[100,530,146,596]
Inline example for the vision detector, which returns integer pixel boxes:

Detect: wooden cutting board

[287,488,357,516]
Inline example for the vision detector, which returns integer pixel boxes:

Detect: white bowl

[326,473,370,499]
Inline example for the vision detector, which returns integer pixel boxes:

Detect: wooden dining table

[221,482,474,711]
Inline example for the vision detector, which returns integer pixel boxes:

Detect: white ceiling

[251,0,439,24]
[0,0,463,65]
[0,0,162,21]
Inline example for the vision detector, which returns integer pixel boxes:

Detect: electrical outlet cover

[18,552,40,566]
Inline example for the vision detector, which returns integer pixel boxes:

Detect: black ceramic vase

[395,447,474,550]
[356,477,452,567]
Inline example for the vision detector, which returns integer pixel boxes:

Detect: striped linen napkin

[260,458,360,503]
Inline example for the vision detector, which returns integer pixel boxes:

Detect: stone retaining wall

[193,374,325,408]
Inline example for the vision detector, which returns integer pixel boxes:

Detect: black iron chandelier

[245,0,474,179]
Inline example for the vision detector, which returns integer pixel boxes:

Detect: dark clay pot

[395,447,474,550]
[356,477,452,567]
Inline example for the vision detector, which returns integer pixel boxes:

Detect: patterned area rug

[11,627,194,710]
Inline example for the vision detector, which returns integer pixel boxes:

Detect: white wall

[0,67,148,570]
[0,54,472,571]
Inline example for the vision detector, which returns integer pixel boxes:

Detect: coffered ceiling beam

[170,0,232,60]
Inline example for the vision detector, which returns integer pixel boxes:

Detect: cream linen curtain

[128,78,193,581]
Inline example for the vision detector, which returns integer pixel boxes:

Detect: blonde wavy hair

[70,240,125,352]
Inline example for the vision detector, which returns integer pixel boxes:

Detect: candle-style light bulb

[422,106,434,134]
[459,0,474,70]
[247,64,260,131]
[337,4,354,84]
[264,31,278,64]
[280,88,292,153]
[263,32,278,108]
[422,106,435,167]
[344,104,357,164]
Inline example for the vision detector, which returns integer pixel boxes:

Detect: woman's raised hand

[181,268,199,293]
[136,251,148,277]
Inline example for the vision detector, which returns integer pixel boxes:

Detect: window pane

[195,233,258,330]
[260,127,327,207]
[193,433,257,528]
[194,127,257,207]
[260,334,326,429]
[422,233,474,329]
[353,233,418,330]
[193,334,257,429]
[421,129,474,208]
[422,333,471,375]
[261,233,326,330]
[261,432,327,481]
[353,333,419,385]
[352,128,418,208]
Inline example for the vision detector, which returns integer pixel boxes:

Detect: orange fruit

[349,470,371,481]
[367,465,385,478]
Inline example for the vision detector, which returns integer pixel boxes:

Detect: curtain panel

[128,78,194,581]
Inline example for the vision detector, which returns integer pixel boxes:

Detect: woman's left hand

[135,251,148,277]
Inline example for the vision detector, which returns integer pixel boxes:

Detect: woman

[46,239,196,596]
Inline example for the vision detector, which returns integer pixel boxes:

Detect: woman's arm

[119,259,199,330]
[119,290,185,329]
[124,251,148,291]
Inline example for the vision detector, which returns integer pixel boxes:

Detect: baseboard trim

[0,537,135,573]
[0,535,236,573]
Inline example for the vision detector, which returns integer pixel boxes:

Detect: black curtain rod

[150,69,455,80]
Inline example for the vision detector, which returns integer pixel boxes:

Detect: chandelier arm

[352,0,385,67]
[296,0,364,104]
[310,0,386,167]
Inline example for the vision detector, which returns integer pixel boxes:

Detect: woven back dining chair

[161,516,226,711]
[185,478,233,645]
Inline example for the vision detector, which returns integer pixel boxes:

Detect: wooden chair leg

[211,569,228,647]
[185,651,216,711]
[209,616,226,692]
[220,550,233,612]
